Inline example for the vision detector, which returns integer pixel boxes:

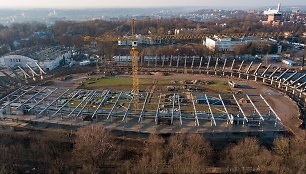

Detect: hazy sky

[0,0,305,8]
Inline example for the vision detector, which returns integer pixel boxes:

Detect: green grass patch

[83,77,154,88]
[157,79,172,85]
[68,99,82,107]
[204,80,231,93]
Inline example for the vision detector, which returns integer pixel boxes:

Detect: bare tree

[186,134,212,161]
[271,137,306,174]
[73,125,119,168]
[77,164,100,174]
[167,134,212,174]
[255,148,273,173]
[223,137,262,173]
[132,134,166,174]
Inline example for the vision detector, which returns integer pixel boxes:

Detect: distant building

[204,35,257,52]
[261,54,281,62]
[238,55,256,61]
[0,46,71,71]
[264,3,282,22]
[282,59,299,66]
[32,32,53,39]
[262,3,284,26]
[0,55,38,68]
[79,60,91,66]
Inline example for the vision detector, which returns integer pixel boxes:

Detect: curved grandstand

[0,55,304,137]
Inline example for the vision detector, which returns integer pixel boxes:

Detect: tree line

[0,125,305,173]
[0,14,304,53]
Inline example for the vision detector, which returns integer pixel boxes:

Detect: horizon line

[0,4,305,10]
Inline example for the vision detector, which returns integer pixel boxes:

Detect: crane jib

[83,32,288,42]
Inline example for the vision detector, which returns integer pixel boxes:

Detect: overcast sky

[0,0,305,8]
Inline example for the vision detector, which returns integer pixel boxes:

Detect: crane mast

[130,19,140,108]
[131,47,139,97]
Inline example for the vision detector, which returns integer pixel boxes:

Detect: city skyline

[0,0,305,8]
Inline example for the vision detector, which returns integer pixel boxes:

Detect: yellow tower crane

[130,19,140,97]
[84,19,142,108]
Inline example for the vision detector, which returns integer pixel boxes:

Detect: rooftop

[208,35,258,42]
[264,3,282,15]
[7,46,68,61]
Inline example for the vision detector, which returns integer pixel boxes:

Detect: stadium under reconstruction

[0,55,305,140]
[0,85,283,134]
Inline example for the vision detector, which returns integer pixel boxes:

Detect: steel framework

[0,86,282,131]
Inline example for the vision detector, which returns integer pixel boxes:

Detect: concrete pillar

[230,59,235,77]
[155,55,157,67]
[176,56,180,73]
[285,83,290,92]
[162,56,165,67]
[214,58,219,75]
[299,90,302,98]
[198,56,203,74]
[263,76,266,83]
[184,56,187,74]
[238,60,244,79]
[253,63,262,81]
[222,58,227,76]
[169,55,173,67]
[278,80,282,88]
[140,55,143,67]
[207,57,211,75]
[191,56,195,73]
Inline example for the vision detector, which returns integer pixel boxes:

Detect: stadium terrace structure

[111,55,306,98]
[0,53,305,135]
[0,67,23,96]
[0,86,283,133]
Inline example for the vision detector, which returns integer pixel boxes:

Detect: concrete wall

[40,56,63,71]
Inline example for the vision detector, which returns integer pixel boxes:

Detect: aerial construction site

[0,4,305,173]
[0,44,303,137]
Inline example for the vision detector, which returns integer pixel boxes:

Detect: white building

[205,35,257,52]
[262,54,281,61]
[79,60,91,66]
[282,59,298,66]
[264,3,281,15]
[0,55,37,68]
[0,46,71,71]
